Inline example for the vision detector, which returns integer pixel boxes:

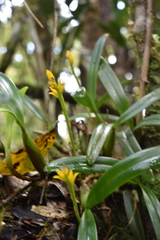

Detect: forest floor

[0,174,135,240]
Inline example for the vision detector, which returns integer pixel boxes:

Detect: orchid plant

[0,34,160,239]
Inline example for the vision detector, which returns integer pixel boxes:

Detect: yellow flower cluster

[53,165,79,185]
[46,70,64,98]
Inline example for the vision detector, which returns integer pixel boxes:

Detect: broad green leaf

[87,123,114,164]
[114,88,160,128]
[123,190,146,240]
[78,209,98,240]
[22,94,46,123]
[134,114,160,130]
[0,73,24,126]
[98,58,131,115]
[140,184,160,240]
[87,34,108,101]
[44,156,118,173]
[86,146,160,208]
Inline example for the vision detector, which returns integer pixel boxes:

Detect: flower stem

[67,182,81,222]
[58,91,76,156]
[70,63,81,88]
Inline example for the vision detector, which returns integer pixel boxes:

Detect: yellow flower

[53,165,79,185]
[48,81,64,98]
[46,70,64,98]
[66,50,74,64]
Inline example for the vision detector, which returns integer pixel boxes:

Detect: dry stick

[136,0,153,124]
[0,182,34,208]
[24,1,44,28]
[39,0,59,205]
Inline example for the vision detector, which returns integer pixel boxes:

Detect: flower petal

[68,169,79,184]
[46,70,55,81]
[58,81,64,93]
[53,175,64,181]
[49,89,59,98]
[49,81,57,88]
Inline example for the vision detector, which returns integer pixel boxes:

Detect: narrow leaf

[78,209,98,240]
[96,79,132,109]
[117,128,141,156]
[22,131,46,175]
[134,114,160,130]
[44,156,118,173]
[86,146,160,208]
[87,34,108,101]
[140,184,160,240]
[0,73,24,126]
[123,190,146,240]
[19,86,28,97]
[98,58,131,114]
[114,88,160,128]
[22,94,46,123]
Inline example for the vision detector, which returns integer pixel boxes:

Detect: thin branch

[136,0,153,124]
[0,181,33,208]
[24,1,44,28]
[41,0,59,203]
[45,0,59,130]
[50,0,59,71]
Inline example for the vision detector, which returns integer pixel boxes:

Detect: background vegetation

[1,0,160,239]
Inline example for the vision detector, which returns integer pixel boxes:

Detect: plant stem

[68,182,81,222]
[58,91,76,156]
[70,63,81,88]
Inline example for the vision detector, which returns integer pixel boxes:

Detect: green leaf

[0,108,20,123]
[0,90,11,103]
[72,87,95,109]
[134,114,160,130]
[87,123,114,164]
[123,190,146,240]
[44,156,118,173]
[87,34,108,101]
[98,58,131,115]
[22,94,46,123]
[117,128,155,184]
[86,146,160,208]
[19,86,28,97]
[0,73,24,126]
[78,209,98,240]
[22,131,46,175]
[96,79,132,109]
[117,128,141,156]
[114,88,160,128]
[140,184,160,240]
